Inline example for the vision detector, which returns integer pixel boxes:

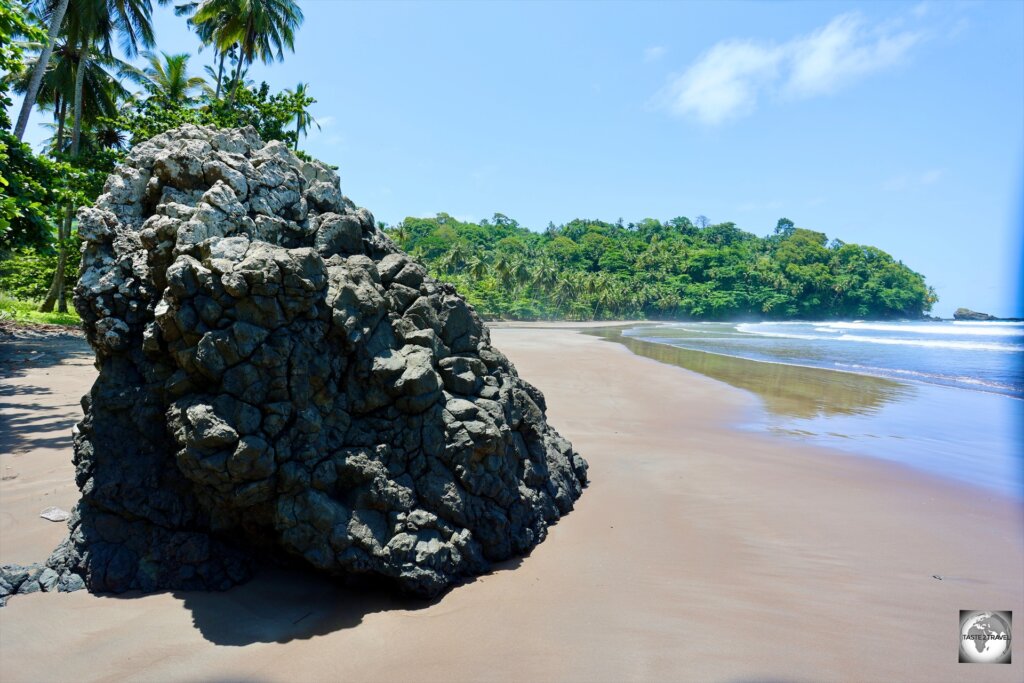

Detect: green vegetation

[390,214,937,321]
[1,0,311,315]
[0,293,81,325]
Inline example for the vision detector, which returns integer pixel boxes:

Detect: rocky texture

[952,308,1021,322]
[953,307,997,321]
[10,125,587,600]
[0,563,77,606]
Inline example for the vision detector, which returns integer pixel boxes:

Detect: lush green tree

[161,0,234,98]
[129,50,208,102]
[774,217,795,236]
[1,1,85,260]
[284,80,317,151]
[192,0,303,104]
[13,0,70,140]
[112,79,312,148]
[13,36,132,153]
[60,0,155,153]
[399,212,936,322]
[33,0,155,313]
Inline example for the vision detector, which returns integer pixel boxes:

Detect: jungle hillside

[388,214,936,321]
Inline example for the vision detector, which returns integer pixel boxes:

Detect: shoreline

[603,321,1024,399]
[1,329,1022,681]
[585,323,1023,498]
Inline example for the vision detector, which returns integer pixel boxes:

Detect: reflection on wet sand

[588,328,914,420]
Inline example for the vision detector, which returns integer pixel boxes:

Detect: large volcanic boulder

[38,125,587,598]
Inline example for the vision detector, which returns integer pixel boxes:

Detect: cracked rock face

[40,125,587,598]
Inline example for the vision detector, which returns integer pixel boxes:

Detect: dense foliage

[1,0,312,311]
[0,0,56,248]
[389,214,937,321]
[112,81,314,149]
[0,244,80,299]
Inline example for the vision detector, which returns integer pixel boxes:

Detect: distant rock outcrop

[953,308,997,321]
[1,125,587,604]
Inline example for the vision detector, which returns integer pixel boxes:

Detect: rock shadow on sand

[100,557,524,646]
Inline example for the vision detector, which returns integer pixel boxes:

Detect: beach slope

[1,328,1021,682]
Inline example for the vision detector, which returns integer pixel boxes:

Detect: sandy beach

[1,326,1022,682]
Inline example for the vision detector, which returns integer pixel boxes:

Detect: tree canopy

[1,0,314,313]
[389,214,937,321]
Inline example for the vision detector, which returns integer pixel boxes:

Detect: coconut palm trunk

[69,44,88,156]
[40,42,89,314]
[14,0,70,140]
[227,53,244,105]
[214,51,225,98]
[55,97,67,153]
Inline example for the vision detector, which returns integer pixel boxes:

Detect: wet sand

[1,327,1022,682]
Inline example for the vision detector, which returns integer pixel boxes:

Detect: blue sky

[15,1,1024,316]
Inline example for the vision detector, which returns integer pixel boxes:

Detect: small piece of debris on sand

[39,507,70,522]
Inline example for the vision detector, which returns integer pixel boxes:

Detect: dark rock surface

[953,308,997,321]
[952,308,1021,322]
[6,125,587,600]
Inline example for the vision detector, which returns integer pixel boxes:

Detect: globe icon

[960,611,1011,663]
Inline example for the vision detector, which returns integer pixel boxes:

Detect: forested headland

[388,214,937,321]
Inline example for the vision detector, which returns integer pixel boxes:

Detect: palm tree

[128,51,208,102]
[40,0,155,314]
[162,0,235,97]
[493,253,516,291]
[60,0,155,155]
[530,257,559,293]
[437,243,469,275]
[552,273,579,312]
[591,273,615,319]
[38,116,129,153]
[466,255,489,281]
[285,81,318,151]
[14,0,70,140]
[384,222,409,249]
[511,257,531,291]
[193,0,304,105]
[217,59,254,96]
[13,38,132,153]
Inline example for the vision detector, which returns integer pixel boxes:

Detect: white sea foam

[835,363,1016,392]
[952,320,1024,327]
[735,323,1021,352]
[834,334,1021,352]
[734,325,825,342]
[815,321,1024,337]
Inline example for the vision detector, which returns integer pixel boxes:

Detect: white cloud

[659,41,783,124]
[657,11,923,124]
[644,45,668,63]
[785,14,921,97]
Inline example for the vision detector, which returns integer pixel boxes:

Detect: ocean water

[603,321,1024,498]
